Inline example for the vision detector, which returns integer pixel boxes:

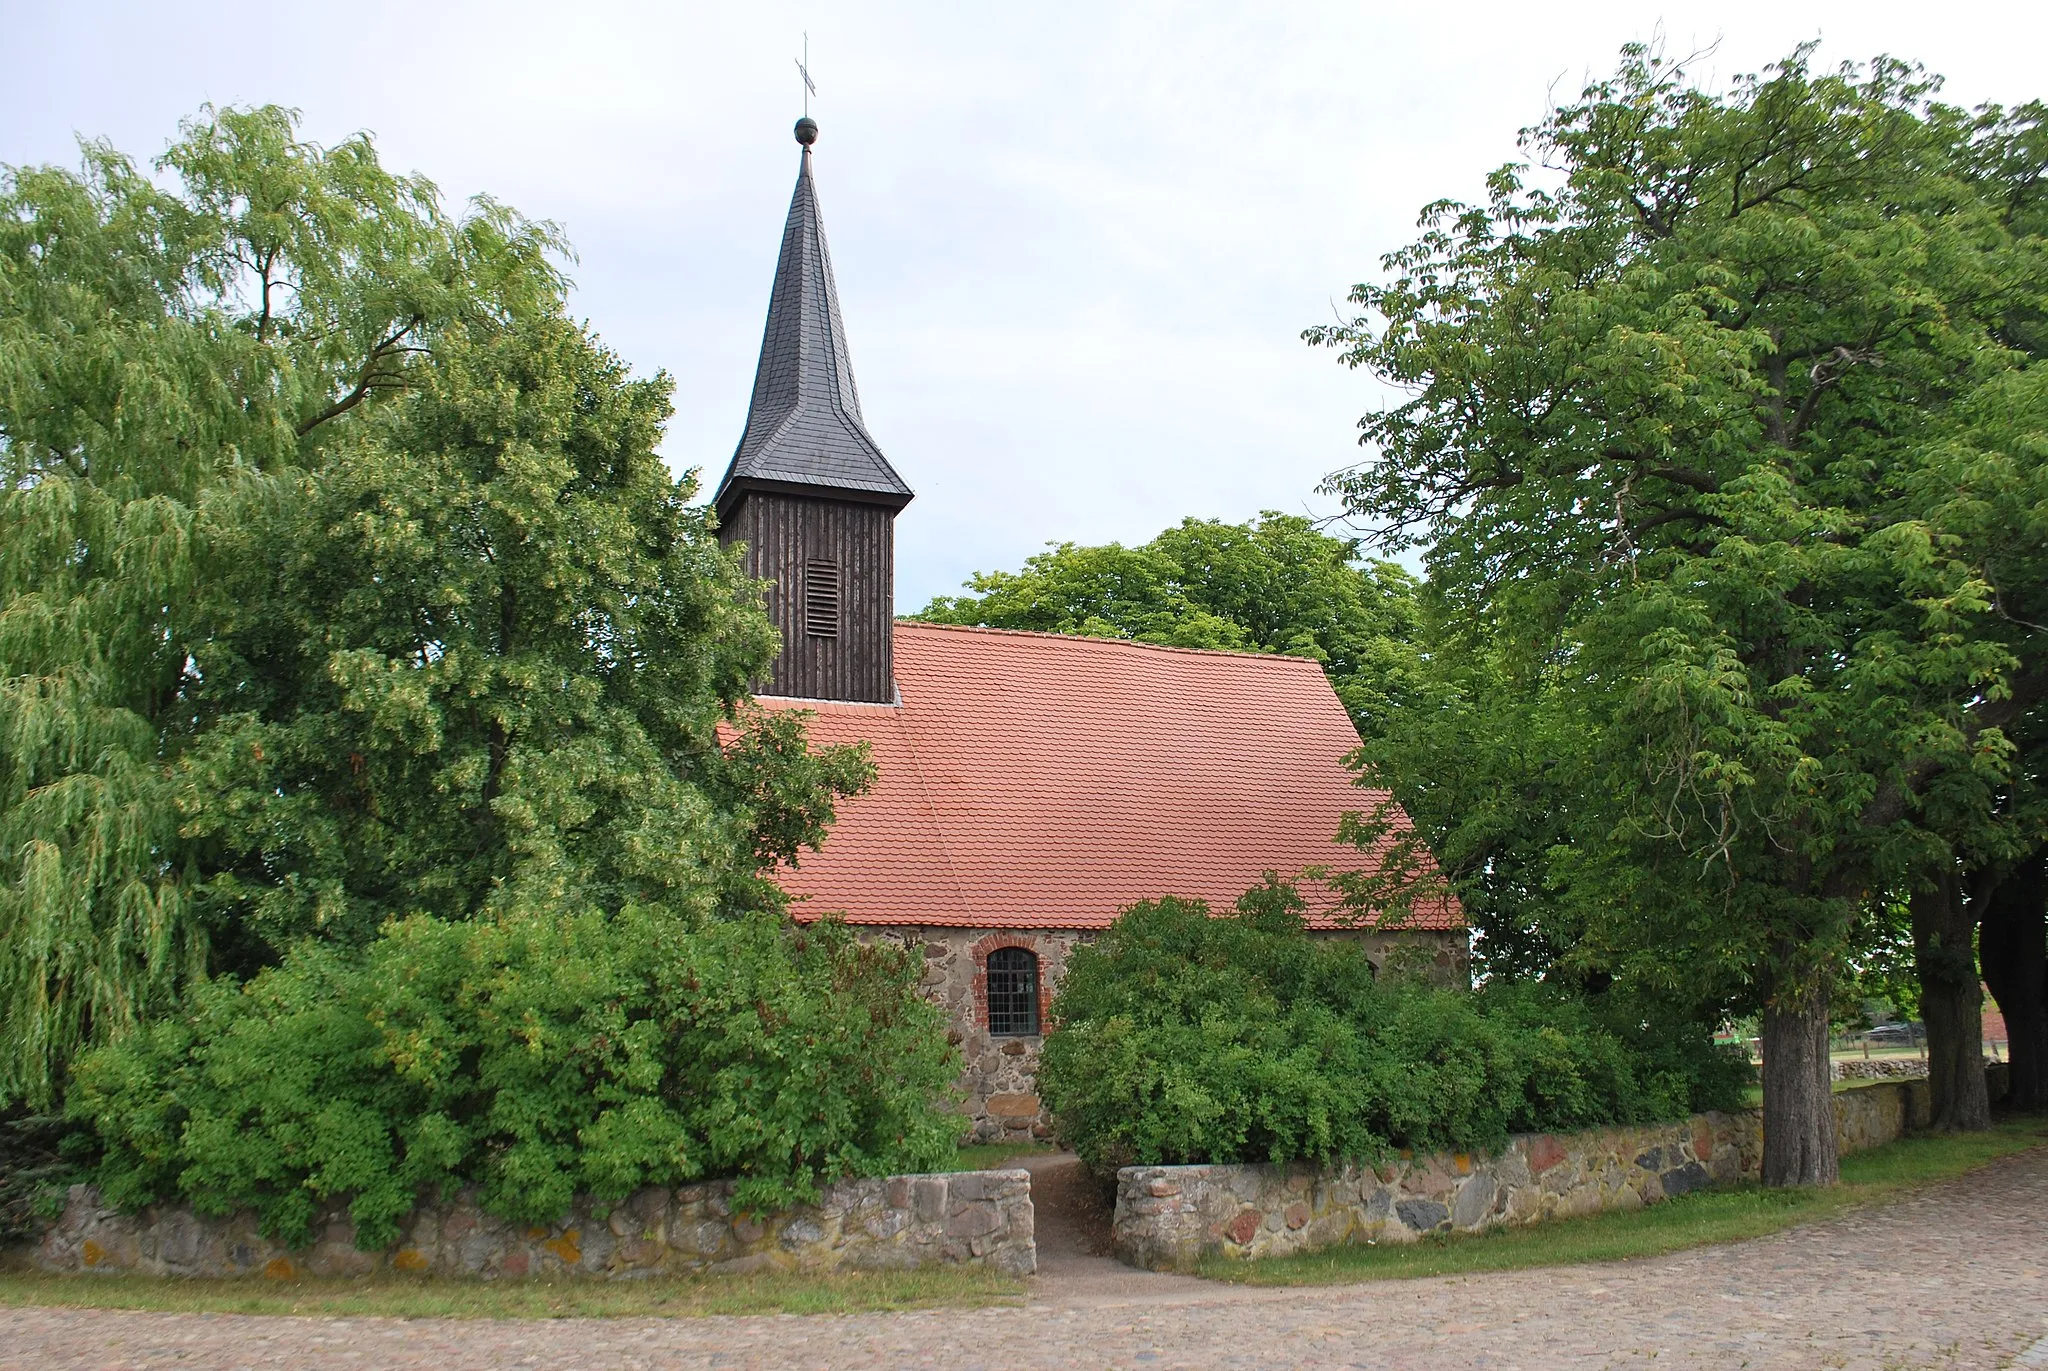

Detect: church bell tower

[713,117,914,704]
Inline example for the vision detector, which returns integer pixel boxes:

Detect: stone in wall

[28,1170,1034,1281]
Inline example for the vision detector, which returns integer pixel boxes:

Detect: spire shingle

[713,130,914,518]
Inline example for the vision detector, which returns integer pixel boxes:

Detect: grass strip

[0,1263,1024,1320]
[1198,1115,2048,1286]
[950,1141,1054,1171]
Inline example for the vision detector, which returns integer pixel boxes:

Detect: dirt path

[6,1148,2047,1370]
[1016,1150,1219,1305]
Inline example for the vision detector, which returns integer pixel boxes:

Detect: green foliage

[0,106,566,1106]
[1036,884,1748,1173]
[1337,605,1594,982]
[1307,46,2048,1030]
[170,315,869,971]
[1,109,873,1108]
[0,1109,89,1243]
[915,512,1422,734]
[70,909,960,1250]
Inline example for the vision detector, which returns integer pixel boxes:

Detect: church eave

[714,473,914,522]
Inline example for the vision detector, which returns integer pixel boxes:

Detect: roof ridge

[894,619,1327,665]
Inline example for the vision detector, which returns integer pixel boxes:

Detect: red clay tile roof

[751,622,1464,932]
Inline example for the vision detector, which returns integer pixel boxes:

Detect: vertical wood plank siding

[722,492,896,702]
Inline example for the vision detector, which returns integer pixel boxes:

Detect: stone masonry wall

[30,1169,1034,1281]
[1113,1076,1949,1271]
[878,926,1088,1144]
[1833,1057,1928,1082]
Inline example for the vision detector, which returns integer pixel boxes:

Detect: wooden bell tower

[713,116,914,704]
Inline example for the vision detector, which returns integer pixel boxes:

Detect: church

[712,118,1465,1143]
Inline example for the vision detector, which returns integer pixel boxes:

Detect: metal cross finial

[795,33,816,116]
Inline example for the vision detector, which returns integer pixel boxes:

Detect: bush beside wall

[67,910,962,1251]
[1038,885,1750,1174]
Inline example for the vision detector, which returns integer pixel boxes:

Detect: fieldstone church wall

[1112,1075,1961,1271]
[31,1169,1034,1281]
[886,926,1087,1143]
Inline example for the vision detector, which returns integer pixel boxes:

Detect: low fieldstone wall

[30,1170,1034,1280]
[1114,1077,1954,1271]
[1834,1058,1928,1082]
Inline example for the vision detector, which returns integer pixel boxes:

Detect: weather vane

[795,33,816,117]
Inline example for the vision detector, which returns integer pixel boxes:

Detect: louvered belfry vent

[804,560,841,638]
[713,118,912,703]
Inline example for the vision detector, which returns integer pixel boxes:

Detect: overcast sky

[7,2,2045,606]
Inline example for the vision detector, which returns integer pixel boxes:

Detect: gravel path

[6,1147,2046,1371]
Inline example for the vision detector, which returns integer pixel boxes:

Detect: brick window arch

[984,947,1040,1036]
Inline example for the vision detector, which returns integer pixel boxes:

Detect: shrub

[0,1109,90,1242]
[68,910,960,1249]
[1036,881,1750,1172]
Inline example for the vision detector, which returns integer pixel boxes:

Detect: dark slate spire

[713,119,914,520]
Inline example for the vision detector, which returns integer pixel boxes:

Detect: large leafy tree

[0,109,865,1109]
[1310,47,2048,1182]
[916,512,1422,733]
[176,316,871,975]
[1,106,562,1106]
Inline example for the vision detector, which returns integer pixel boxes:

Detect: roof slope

[713,139,914,518]
[758,622,1463,931]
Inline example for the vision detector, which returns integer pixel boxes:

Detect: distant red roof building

[757,621,1463,933]
[1984,994,2008,1049]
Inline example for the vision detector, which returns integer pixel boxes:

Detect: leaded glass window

[986,947,1039,1036]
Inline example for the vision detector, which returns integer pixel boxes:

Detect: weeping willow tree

[0,107,566,1107]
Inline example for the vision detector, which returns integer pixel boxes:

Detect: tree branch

[295,317,427,437]
[1643,463,1721,493]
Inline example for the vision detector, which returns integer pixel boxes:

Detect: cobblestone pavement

[6,1147,2046,1371]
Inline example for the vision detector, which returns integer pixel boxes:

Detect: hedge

[1037,880,1750,1172]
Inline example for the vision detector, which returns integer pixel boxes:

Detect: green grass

[0,1264,1024,1319]
[951,1141,1054,1171]
[1198,1116,2048,1286]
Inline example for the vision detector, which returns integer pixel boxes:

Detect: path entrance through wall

[1012,1151,1219,1303]
[1013,1152,1113,1271]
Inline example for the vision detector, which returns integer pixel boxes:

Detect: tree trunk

[1981,847,2048,1113]
[1760,978,1839,1185]
[1911,869,1989,1131]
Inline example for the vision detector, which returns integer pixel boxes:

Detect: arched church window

[985,946,1039,1036]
